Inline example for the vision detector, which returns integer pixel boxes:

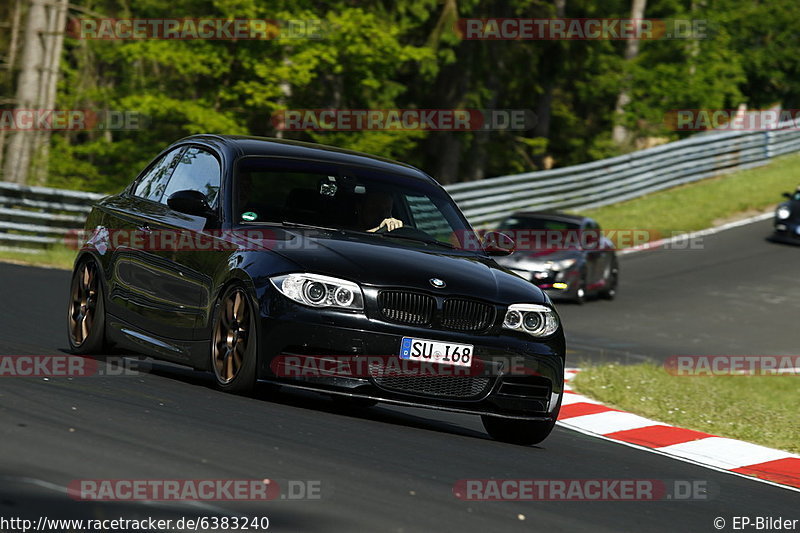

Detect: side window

[583,220,601,249]
[132,148,184,201]
[161,147,221,207]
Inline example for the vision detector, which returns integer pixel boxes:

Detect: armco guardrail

[2,122,800,251]
[444,121,800,226]
[0,182,103,252]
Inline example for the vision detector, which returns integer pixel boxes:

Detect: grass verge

[572,363,799,454]
[0,245,77,270]
[581,152,800,244]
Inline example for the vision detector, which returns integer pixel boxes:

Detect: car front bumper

[773,220,800,243]
[508,267,582,300]
[256,297,565,421]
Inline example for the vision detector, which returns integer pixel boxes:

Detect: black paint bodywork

[772,190,800,243]
[77,135,565,421]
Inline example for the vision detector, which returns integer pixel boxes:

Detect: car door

[581,219,603,287]
[146,145,233,347]
[103,146,188,338]
[105,145,214,347]
[593,220,615,287]
[133,145,227,345]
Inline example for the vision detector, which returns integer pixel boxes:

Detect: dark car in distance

[772,188,800,243]
[67,135,566,445]
[494,211,618,304]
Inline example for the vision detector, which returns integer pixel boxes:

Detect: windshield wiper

[378,233,456,249]
[244,220,341,232]
[278,221,340,231]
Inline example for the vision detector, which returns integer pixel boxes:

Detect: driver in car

[359,191,404,232]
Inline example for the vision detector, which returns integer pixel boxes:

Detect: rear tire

[67,258,106,355]
[210,284,258,394]
[481,415,557,445]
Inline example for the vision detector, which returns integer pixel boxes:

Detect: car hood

[245,229,546,304]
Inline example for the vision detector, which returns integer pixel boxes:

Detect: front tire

[67,258,106,354]
[210,284,258,394]
[574,273,587,305]
[600,263,619,300]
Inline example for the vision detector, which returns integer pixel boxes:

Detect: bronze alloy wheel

[212,286,256,389]
[68,260,100,350]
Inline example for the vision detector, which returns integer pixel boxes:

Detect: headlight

[777,206,791,220]
[552,258,577,271]
[502,304,560,337]
[270,273,364,311]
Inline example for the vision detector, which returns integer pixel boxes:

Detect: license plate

[399,337,474,367]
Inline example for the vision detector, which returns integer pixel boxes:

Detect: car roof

[173,134,437,185]
[504,210,591,224]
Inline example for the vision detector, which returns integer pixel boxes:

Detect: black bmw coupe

[773,188,800,243]
[67,135,565,444]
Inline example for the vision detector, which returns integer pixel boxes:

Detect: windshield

[234,156,476,249]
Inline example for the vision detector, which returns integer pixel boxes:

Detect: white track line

[619,212,773,255]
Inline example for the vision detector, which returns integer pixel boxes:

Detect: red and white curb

[557,369,800,491]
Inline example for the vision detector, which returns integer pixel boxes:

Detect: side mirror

[167,190,216,219]
[783,192,793,199]
[482,231,515,256]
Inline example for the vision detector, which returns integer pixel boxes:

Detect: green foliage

[4,0,795,191]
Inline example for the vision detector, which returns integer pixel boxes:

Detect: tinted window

[406,194,456,243]
[162,147,221,207]
[234,157,475,249]
[132,148,183,201]
[584,220,600,231]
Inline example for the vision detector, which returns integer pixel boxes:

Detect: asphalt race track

[0,219,797,532]
[560,218,800,363]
